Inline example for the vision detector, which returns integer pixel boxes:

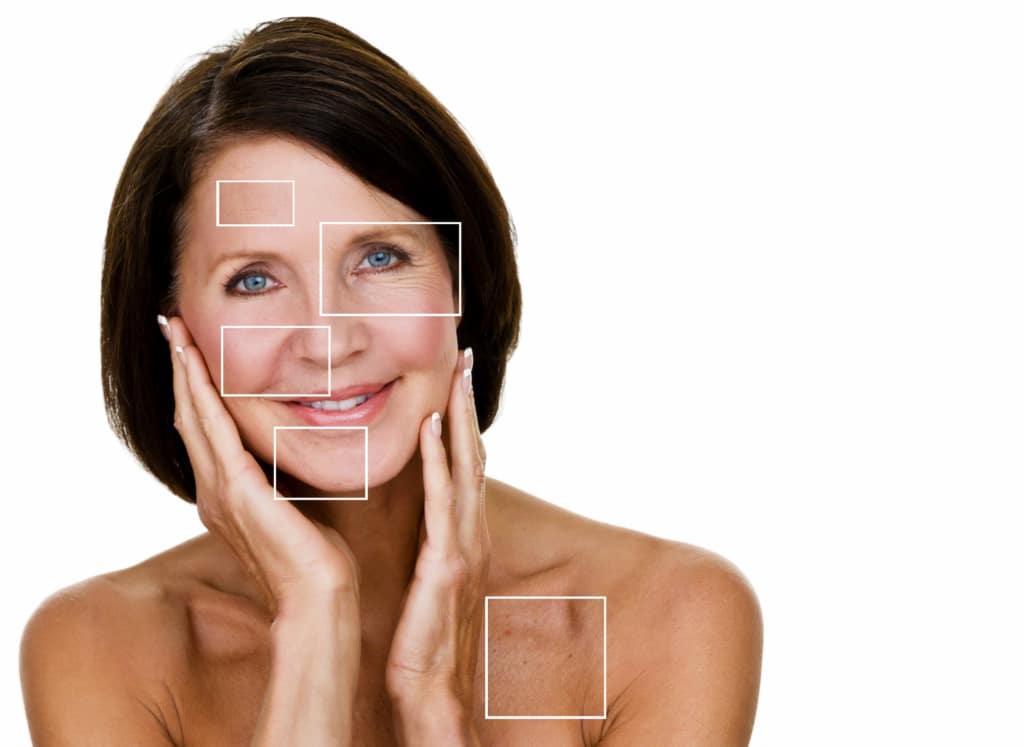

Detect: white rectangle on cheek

[220,325,331,397]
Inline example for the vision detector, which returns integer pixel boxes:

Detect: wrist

[392,691,477,746]
[269,608,361,684]
[274,580,359,622]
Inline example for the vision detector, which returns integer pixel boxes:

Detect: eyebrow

[323,223,434,246]
[210,249,286,274]
[208,224,436,273]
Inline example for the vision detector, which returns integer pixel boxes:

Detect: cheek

[184,315,329,395]
[221,330,279,395]
[382,316,457,382]
[186,319,284,394]
[184,313,223,383]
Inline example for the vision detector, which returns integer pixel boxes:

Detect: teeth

[301,393,373,411]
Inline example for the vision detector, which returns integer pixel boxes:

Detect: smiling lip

[291,382,389,402]
[283,380,396,426]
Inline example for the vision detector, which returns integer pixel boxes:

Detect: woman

[20,16,762,746]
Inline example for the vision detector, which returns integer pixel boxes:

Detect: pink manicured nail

[431,411,442,438]
[175,345,186,364]
[157,314,169,341]
[463,367,472,394]
[465,347,473,371]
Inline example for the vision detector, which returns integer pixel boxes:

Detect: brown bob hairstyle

[101,16,522,504]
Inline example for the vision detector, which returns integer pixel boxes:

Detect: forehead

[182,134,422,262]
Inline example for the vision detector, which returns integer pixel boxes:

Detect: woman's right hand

[161,315,361,622]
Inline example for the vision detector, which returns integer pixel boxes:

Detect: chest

[178,668,592,746]
[174,557,614,745]
[174,621,602,746]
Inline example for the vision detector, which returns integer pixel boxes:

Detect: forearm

[392,691,481,747]
[251,598,361,747]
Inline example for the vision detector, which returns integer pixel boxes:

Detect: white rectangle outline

[215,179,296,227]
[272,426,369,501]
[220,325,332,397]
[484,595,608,720]
[318,220,462,317]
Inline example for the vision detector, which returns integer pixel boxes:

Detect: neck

[279,446,430,641]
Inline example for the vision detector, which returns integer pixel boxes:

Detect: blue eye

[241,274,269,292]
[366,250,394,268]
[224,268,281,297]
[356,245,410,274]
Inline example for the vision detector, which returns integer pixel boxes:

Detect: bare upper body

[20,477,763,746]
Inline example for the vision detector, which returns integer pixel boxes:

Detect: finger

[447,349,486,545]
[164,315,215,479]
[170,323,309,592]
[178,335,257,481]
[462,348,488,482]
[419,409,456,555]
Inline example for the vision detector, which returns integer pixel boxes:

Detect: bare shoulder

[599,538,763,746]
[487,476,758,599]
[20,552,195,745]
[486,478,763,746]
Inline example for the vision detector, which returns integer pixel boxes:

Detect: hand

[384,348,490,736]
[160,315,362,622]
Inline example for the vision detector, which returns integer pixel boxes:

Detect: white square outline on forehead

[273,426,369,501]
[220,325,332,397]
[484,595,608,720]
[318,220,463,317]
[215,179,296,227]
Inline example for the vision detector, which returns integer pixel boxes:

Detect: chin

[278,447,412,498]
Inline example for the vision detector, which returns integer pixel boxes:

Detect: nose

[328,316,370,370]
[289,309,370,383]
[275,263,375,385]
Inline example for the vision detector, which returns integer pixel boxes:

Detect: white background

[2,1,1021,744]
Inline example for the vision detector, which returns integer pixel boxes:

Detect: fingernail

[175,345,186,365]
[463,367,472,394]
[157,314,169,341]
[465,347,474,371]
[431,411,442,438]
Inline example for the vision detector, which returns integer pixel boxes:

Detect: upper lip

[288,381,391,402]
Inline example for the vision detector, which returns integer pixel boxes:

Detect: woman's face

[174,134,459,495]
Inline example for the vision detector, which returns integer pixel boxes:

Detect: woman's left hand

[385,348,490,744]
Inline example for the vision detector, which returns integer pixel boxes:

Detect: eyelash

[222,244,411,298]
[222,264,280,298]
[356,244,411,276]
